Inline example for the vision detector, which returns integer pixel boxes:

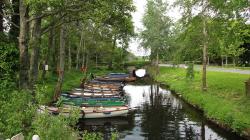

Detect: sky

[128,0,182,56]
[127,0,148,56]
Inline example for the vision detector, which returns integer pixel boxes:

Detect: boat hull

[83,109,128,119]
[39,105,129,119]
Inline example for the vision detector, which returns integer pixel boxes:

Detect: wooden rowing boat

[88,80,124,86]
[83,107,128,119]
[62,97,127,107]
[40,105,129,119]
[84,84,122,89]
[69,91,122,97]
[61,93,122,100]
[95,76,136,82]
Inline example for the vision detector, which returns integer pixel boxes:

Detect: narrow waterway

[78,83,244,140]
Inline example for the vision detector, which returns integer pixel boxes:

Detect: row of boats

[40,73,137,119]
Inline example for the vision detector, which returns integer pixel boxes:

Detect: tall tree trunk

[233,57,236,67]
[207,56,210,66]
[76,44,80,69]
[221,56,224,66]
[51,28,57,75]
[54,24,66,101]
[42,26,54,79]
[108,35,116,69]
[29,15,42,90]
[202,18,207,91]
[0,1,3,32]
[19,0,29,89]
[95,52,98,68]
[81,39,85,67]
[84,53,88,69]
[82,39,86,68]
[225,55,228,66]
[84,50,87,68]
[9,0,20,42]
[68,41,72,70]
[156,49,159,75]
[76,30,84,69]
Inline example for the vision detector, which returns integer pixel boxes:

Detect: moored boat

[83,107,128,119]
[62,98,127,107]
[39,105,129,119]
[95,73,136,82]
[69,91,122,97]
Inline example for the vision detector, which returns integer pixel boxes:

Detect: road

[159,64,250,75]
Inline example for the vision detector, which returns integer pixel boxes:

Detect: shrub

[29,110,80,140]
[0,90,35,139]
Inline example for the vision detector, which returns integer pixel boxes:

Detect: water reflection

[78,84,244,140]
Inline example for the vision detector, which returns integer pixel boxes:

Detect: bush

[125,61,150,68]
[186,63,194,80]
[0,90,35,139]
[29,109,80,140]
[82,131,119,140]
[82,131,103,140]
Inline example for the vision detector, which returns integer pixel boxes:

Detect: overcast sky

[127,0,148,56]
[128,0,182,56]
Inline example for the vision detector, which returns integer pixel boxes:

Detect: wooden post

[245,78,250,96]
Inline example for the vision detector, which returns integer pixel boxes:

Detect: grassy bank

[155,67,250,137]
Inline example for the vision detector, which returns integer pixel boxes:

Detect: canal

[77,82,245,140]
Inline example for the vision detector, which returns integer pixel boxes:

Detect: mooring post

[245,78,250,96]
[32,135,40,140]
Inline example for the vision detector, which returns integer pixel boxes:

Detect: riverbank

[155,67,250,138]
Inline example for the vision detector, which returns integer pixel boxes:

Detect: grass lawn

[156,67,250,136]
[194,64,250,70]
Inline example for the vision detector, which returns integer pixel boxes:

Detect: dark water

[77,84,244,140]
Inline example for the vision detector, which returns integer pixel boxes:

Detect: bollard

[32,135,40,140]
[245,78,250,96]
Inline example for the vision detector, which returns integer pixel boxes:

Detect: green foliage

[156,67,250,135]
[0,90,35,139]
[29,112,79,140]
[172,0,249,65]
[82,131,103,140]
[82,131,119,140]
[186,63,194,80]
[34,85,51,105]
[141,0,172,62]
[111,131,119,140]
[0,35,19,89]
[55,96,64,107]
[125,61,150,68]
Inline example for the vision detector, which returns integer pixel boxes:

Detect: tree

[54,23,66,101]
[0,1,3,32]
[9,0,20,42]
[18,0,29,89]
[29,13,42,90]
[175,0,249,91]
[141,0,172,73]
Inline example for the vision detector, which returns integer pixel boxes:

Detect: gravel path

[159,64,250,75]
